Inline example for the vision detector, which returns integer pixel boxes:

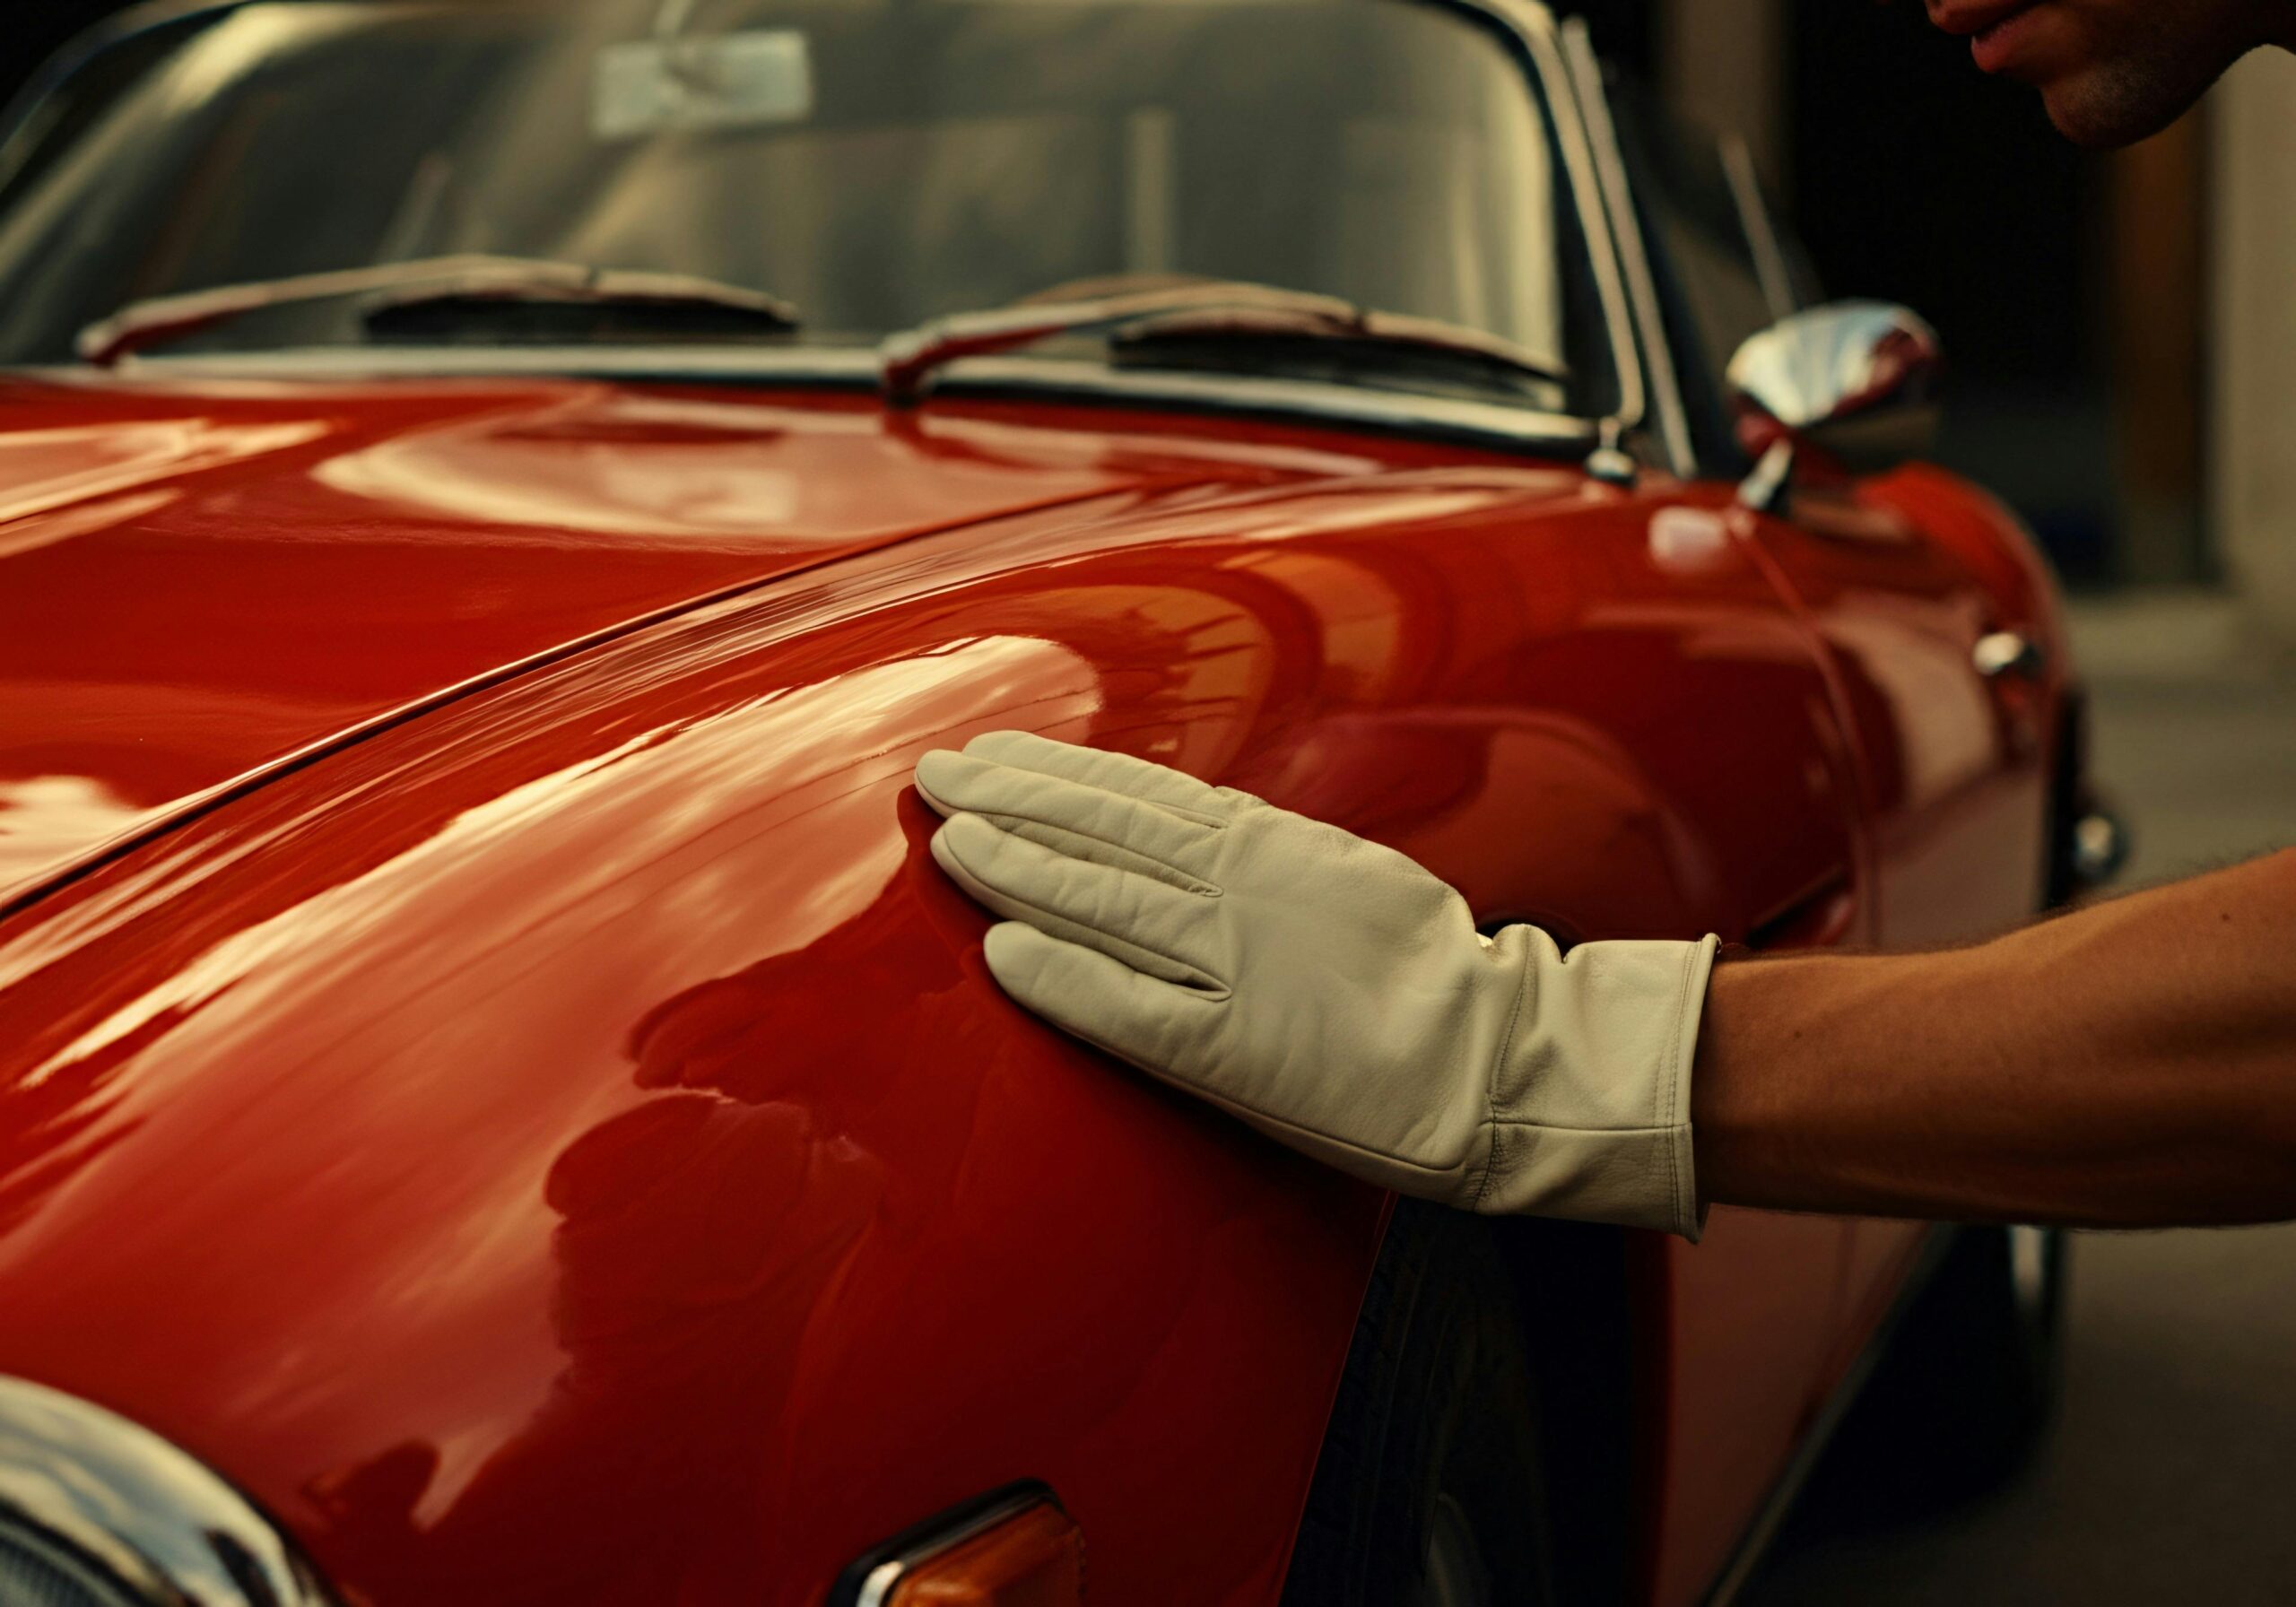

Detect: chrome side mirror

[1726,300,1942,510]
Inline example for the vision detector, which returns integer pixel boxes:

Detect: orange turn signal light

[836,1483,1084,1607]
[885,1497,1083,1605]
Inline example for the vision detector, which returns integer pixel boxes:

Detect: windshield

[0,0,1612,412]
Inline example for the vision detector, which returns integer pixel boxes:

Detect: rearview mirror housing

[1726,301,1942,490]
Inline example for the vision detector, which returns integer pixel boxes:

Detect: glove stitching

[1472,942,1535,1213]
[972,807,1220,897]
[1484,1120,1688,1135]
[967,761,1232,833]
[962,734,1236,824]
[1020,915,1222,996]
[1658,941,1698,1238]
[940,838,1229,995]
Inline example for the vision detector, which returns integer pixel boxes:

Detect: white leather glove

[914,731,1721,1238]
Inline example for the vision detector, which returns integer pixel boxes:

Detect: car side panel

[1746,465,2066,1360]
[1214,486,1874,1607]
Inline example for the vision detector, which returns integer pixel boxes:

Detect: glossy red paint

[0,371,1381,908]
[1742,469,2064,1355]
[0,377,2061,1605]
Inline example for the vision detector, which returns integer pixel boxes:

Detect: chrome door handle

[1972,630,2047,681]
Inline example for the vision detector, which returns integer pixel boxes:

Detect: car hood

[0,369,1378,908]
[0,381,1625,1603]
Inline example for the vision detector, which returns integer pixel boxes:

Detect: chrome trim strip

[1699,1227,1958,1607]
[90,345,866,382]
[1455,0,1649,456]
[58,346,1602,454]
[924,357,1597,448]
[1560,19,1696,478]
[0,1374,338,1606]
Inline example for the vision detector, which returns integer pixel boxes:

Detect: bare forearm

[1693,849,2296,1226]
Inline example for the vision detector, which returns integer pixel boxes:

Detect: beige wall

[2110,117,2208,585]
[2212,47,2296,641]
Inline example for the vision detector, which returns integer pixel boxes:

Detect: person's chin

[1968,2,2241,148]
[2031,59,2220,147]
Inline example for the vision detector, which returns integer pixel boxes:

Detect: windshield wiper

[877,279,1566,404]
[76,254,799,365]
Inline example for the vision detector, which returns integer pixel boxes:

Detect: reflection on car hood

[0,370,1392,908]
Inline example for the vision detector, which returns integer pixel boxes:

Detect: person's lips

[1927,0,2051,74]
[1926,0,2036,37]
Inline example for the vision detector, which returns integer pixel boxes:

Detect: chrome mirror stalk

[1737,439,1796,514]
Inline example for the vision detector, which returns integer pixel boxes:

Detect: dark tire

[1913,1224,2069,1485]
[1809,1225,2071,1526]
[1282,1201,1557,1607]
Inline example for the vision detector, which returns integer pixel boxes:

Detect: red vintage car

[0,3,2109,1604]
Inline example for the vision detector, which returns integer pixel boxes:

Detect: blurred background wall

[2215,47,2296,641]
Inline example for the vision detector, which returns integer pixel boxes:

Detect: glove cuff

[1474,932,1721,1240]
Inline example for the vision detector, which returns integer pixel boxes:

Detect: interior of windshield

[0,0,1607,411]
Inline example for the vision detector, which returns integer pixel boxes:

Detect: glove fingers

[977,815,1210,895]
[933,812,1227,995]
[915,749,1221,885]
[958,730,1237,821]
[981,921,1209,1073]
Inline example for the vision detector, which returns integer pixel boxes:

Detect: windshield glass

[0,0,1611,411]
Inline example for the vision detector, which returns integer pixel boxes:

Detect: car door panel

[1744,473,2057,1326]
[1290,484,1868,1607]
[1596,68,2061,1445]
